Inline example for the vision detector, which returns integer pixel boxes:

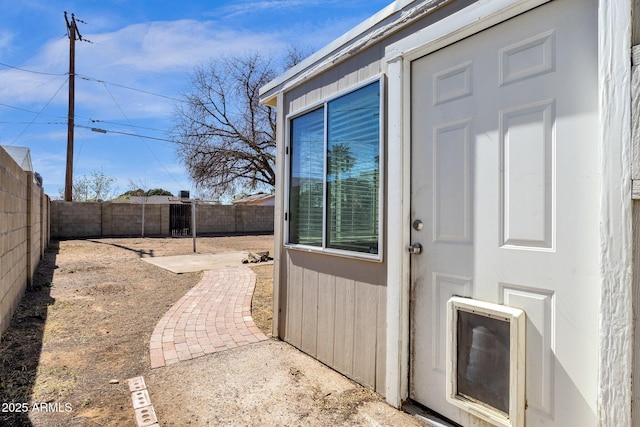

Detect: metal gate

[170,203,191,236]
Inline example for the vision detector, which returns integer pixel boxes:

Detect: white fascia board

[259,0,451,104]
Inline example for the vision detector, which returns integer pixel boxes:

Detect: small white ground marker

[127,376,159,427]
[128,376,147,392]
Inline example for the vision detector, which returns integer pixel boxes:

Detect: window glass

[327,82,380,253]
[289,107,324,246]
[287,80,381,256]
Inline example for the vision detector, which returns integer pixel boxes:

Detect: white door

[409,0,599,426]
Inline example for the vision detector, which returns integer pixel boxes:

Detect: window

[289,108,324,247]
[288,80,381,257]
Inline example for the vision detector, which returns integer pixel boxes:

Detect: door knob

[408,243,423,254]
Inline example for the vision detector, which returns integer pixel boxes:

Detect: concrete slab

[141,252,272,273]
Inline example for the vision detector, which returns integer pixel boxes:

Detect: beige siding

[280,250,386,394]
[316,271,336,365]
[287,45,384,116]
[279,41,389,397]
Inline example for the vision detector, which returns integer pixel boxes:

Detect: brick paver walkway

[149,266,268,368]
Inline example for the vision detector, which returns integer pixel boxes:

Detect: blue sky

[0,0,391,200]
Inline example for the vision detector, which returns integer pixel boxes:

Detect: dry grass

[250,264,274,336]
[0,235,274,427]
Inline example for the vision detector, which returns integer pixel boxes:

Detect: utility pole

[64,12,86,201]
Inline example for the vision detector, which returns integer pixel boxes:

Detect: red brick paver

[149,266,268,368]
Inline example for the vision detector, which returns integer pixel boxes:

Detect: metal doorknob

[408,243,423,254]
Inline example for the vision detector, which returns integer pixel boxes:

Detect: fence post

[191,201,197,252]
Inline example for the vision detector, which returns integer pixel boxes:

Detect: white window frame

[284,76,384,261]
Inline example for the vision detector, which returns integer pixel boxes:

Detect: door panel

[409,1,599,426]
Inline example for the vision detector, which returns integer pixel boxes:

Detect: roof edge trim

[259,0,452,102]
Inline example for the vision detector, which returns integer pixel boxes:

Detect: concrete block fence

[0,147,50,336]
[50,202,274,239]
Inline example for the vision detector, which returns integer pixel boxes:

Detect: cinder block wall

[102,203,166,237]
[0,147,50,336]
[197,205,275,234]
[234,205,275,233]
[51,202,273,238]
[50,202,101,238]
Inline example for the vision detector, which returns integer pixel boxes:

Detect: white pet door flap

[446,297,525,427]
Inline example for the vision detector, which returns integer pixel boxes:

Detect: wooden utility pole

[64,12,84,201]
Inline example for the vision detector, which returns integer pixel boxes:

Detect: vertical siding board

[316,272,336,365]
[286,255,304,347]
[301,269,319,356]
[353,281,379,387]
[333,277,356,377]
[278,255,288,338]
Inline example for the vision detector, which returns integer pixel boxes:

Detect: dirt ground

[0,235,425,427]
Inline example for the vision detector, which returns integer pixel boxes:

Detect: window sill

[284,243,383,263]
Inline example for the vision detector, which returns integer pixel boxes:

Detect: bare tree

[172,53,278,198]
[172,47,312,199]
[57,169,117,201]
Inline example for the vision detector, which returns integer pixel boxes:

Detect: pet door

[446,297,525,427]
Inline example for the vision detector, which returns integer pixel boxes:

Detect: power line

[0,62,184,103]
[0,102,175,135]
[0,102,183,138]
[0,62,67,76]
[98,81,187,188]
[0,121,66,125]
[0,102,65,118]
[90,119,175,134]
[75,124,178,143]
[77,74,184,102]
[11,78,68,144]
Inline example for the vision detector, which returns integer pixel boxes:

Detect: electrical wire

[0,102,178,136]
[0,100,179,142]
[90,119,175,134]
[78,74,184,102]
[75,124,179,143]
[0,62,67,76]
[10,77,69,144]
[99,81,187,189]
[0,61,184,103]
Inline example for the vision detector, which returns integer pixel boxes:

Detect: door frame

[383,1,633,425]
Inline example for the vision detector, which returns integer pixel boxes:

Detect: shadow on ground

[86,238,154,258]
[0,242,59,427]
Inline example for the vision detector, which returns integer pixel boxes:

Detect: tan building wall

[50,202,273,238]
[0,147,50,336]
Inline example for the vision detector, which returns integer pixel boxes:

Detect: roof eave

[259,0,453,104]
[259,0,416,103]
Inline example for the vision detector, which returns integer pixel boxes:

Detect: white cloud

[215,0,322,17]
[0,30,15,54]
